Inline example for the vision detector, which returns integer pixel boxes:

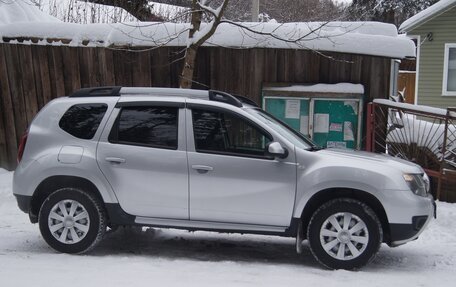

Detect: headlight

[403,173,428,197]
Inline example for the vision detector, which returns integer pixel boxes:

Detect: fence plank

[18,45,39,124]
[4,45,27,146]
[37,46,53,104]
[0,45,16,169]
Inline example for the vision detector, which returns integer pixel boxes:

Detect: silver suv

[13,87,435,269]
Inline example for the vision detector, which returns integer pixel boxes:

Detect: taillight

[17,131,29,163]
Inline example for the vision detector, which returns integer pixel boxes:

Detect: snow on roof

[264,83,364,94]
[0,21,415,59]
[399,0,456,33]
[36,0,138,24]
[0,0,60,25]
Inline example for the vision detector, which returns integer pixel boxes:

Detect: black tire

[38,188,107,254]
[307,198,382,270]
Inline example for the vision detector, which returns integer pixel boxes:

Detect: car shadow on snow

[89,227,432,270]
[93,227,316,267]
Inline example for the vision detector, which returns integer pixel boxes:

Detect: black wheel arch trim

[299,188,391,244]
[30,175,109,223]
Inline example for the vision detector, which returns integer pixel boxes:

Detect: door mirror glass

[267,142,287,158]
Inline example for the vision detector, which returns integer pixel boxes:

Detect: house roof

[399,0,456,33]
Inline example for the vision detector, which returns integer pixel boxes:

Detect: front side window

[59,103,108,139]
[192,108,272,157]
[110,106,178,149]
[443,44,456,95]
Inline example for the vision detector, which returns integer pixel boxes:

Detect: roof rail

[208,90,243,107]
[69,86,122,97]
[233,94,258,107]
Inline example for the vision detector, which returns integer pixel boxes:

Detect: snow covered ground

[0,168,455,286]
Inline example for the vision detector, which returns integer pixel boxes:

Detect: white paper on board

[285,100,300,119]
[329,122,343,132]
[299,115,309,135]
[344,101,358,115]
[327,141,347,148]
[344,121,355,141]
[314,113,329,133]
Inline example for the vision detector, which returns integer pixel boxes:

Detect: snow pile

[35,0,138,24]
[264,83,364,94]
[0,0,60,25]
[399,0,456,32]
[0,168,456,286]
[149,1,189,22]
[0,168,13,203]
[0,21,416,58]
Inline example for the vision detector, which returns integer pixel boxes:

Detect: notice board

[263,97,362,149]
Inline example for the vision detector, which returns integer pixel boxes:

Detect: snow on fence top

[264,83,365,94]
[0,0,415,60]
[399,0,456,33]
[373,99,456,118]
[0,21,416,58]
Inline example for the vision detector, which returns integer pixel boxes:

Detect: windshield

[245,108,320,150]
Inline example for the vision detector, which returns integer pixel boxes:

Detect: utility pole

[251,0,259,21]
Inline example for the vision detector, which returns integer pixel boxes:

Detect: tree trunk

[179,0,202,88]
[179,46,198,88]
[178,0,228,88]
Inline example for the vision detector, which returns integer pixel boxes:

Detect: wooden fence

[0,43,392,170]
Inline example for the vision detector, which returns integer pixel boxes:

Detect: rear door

[97,101,188,219]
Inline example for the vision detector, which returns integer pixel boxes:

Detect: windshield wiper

[307,145,325,151]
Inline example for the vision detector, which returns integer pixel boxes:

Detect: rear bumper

[389,198,435,247]
[14,194,32,213]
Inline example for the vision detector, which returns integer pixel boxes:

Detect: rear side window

[109,106,178,149]
[59,104,108,139]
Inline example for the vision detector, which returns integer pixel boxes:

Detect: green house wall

[408,6,456,109]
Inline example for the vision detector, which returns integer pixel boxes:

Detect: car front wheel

[38,188,106,254]
[307,198,383,270]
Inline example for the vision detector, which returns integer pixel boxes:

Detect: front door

[97,103,188,219]
[187,106,296,227]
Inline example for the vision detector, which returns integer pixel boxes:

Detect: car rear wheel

[38,188,106,254]
[307,198,382,270]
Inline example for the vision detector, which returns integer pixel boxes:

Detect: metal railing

[366,100,456,201]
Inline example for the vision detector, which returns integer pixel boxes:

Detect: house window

[443,43,456,96]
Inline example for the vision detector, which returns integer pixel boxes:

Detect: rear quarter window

[59,104,108,139]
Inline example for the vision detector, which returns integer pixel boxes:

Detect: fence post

[366,102,374,152]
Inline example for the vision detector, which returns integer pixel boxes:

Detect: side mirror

[267,142,288,159]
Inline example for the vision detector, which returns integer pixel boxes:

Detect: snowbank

[0,0,60,24]
[35,0,138,24]
[149,1,189,22]
[0,20,416,59]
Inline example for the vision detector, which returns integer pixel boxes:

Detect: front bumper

[389,198,435,247]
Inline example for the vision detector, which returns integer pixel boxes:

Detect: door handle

[191,165,213,173]
[105,157,126,164]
